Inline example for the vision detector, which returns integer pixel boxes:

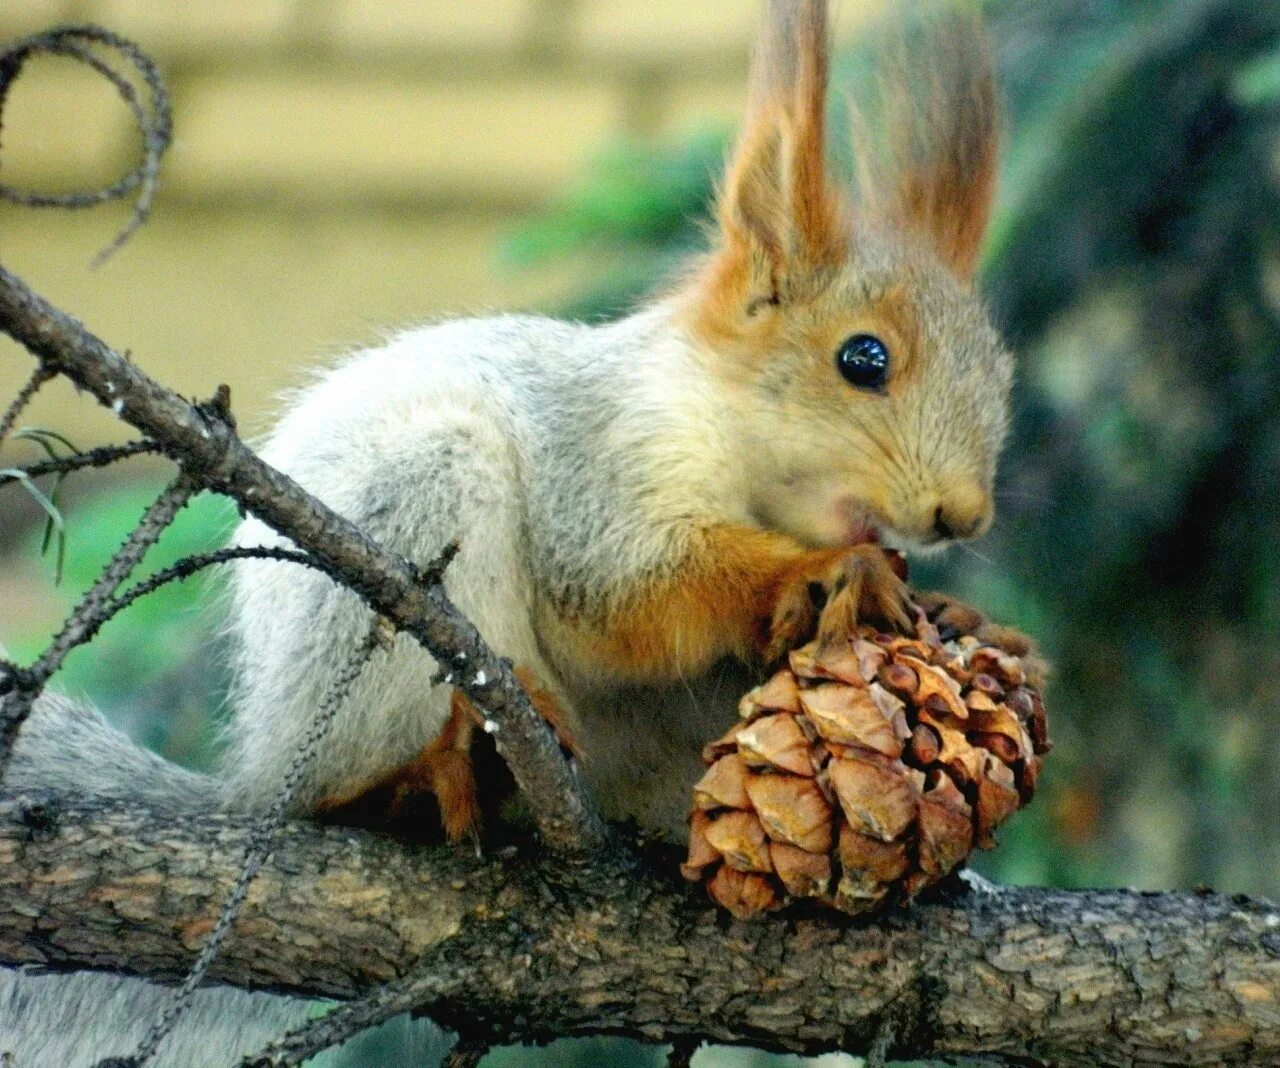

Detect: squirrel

[207,0,1017,843]
[13,0,1019,846]
[5,1,1027,1059]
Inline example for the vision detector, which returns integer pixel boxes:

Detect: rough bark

[1,790,1276,1067]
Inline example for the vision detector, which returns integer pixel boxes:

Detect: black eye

[836,334,890,392]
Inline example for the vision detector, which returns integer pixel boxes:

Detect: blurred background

[1,0,1278,1065]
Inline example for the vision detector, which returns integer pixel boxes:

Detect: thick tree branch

[1,790,1276,1068]
[0,265,602,852]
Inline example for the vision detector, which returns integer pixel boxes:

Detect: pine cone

[683,579,1050,920]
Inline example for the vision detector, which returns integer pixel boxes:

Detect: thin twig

[0,365,52,445]
[28,474,195,686]
[1,545,316,805]
[0,474,195,774]
[0,439,158,482]
[113,623,388,1068]
[0,25,171,262]
[103,545,320,628]
[239,966,444,1068]
[0,546,320,692]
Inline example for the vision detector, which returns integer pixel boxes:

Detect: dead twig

[0,364,52,444]
[0,439,158,481]
[0,473,196,774]
[115,624,389,1068]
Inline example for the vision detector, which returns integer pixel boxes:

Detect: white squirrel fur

[224,304,762,834]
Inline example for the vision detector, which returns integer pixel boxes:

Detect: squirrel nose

[930,488,992,543]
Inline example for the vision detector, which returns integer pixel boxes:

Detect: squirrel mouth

[838,501,883,547]
[845,518,881,546]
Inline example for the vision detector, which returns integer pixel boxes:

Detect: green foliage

[502,129,731,320]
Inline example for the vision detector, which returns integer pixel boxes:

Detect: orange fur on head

[695,0,1000,336]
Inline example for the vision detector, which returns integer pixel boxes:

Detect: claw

[786,545,911,655]
[974,622,1035,658]
[917,591,987,639]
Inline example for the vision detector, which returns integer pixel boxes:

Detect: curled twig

[0,25,171,263]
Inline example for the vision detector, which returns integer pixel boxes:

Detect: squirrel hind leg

[420,667,582,840]
[382,691,481,843]
[313,694,480,843]
[315,664,578,843]
[513,665,583,759]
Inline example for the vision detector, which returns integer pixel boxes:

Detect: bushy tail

[6,691,226,811]
[0,967,313,1068]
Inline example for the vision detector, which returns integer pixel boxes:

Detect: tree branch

[0,264,602,853]
[1,790,1276,1067]
[0,439,158,481]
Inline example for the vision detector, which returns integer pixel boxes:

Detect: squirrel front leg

[581,525,913,684]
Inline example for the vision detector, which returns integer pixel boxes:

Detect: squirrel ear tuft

[714,0,848,297]
[856,4,1000,279]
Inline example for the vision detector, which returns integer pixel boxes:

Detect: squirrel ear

[714,0,848,299]
[857,6,1000,279]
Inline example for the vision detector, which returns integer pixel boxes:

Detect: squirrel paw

[916,590,1034,653]
[764,545,912,665]
[389,743,479,844]
[915,590,989,641]
[317,690,482,844]
[916,590,1049,688]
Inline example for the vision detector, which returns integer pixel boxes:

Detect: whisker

[995,489,1051,504]
[959,541,996,567]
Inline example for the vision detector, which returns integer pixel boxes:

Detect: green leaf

[0,468,66,584]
